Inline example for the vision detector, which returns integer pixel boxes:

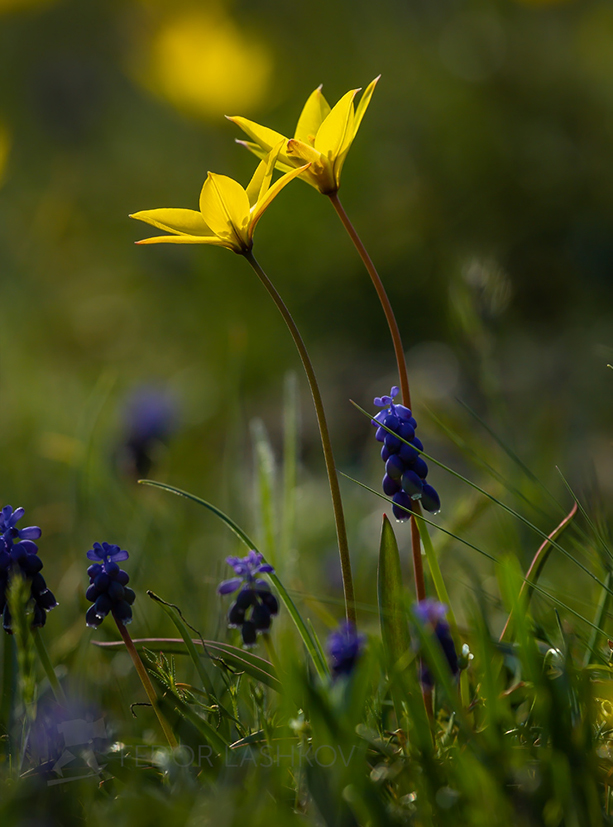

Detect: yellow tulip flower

[130,142,308,254]
[227,76,380,195]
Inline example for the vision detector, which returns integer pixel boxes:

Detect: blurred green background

[1,0,613,712]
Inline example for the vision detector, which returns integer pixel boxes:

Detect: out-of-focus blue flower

[0,505,57,633]
[372,387,441,520]
[413,599,458,688]
[119,386,178,479]
[327,621,366,678]
[85,543,135,628]
[218,551,277,646]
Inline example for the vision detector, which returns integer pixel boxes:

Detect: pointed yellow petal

[237,139,297,174]
[236,139,268,161]
[245,157,268,208]
[199,173,250,249]
[352,75,380,140]
[245,141,284,207]
[135,234,229,246]
[227,116,292,164]
[294,86,331,144]
[314,89,358,160]
[130,208,214,236]
[249,163,310,237]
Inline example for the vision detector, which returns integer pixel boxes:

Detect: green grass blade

[94,637,283,693]
[378,516,411,665]
[583,571,612,667]
[457,398,564,513]
[156,691,228,755]
[427,406,551,520]
[378,516,412,728]
[138,479,329,678]
[556,467,613,566]
[146,592,216,696]
[281,371,299,567]
[250,417,277,567]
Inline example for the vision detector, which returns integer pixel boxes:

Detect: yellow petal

[130,208,214,237]
[199,173,250,248]
[294,85,331,145]
[245,141,284,207]
[237,139,298,175]
[226,116,292,164]
[249,163,310,237]
[330,79,379,189]
[135,234,229,246]
[352,75,380,140]
[314,88,358,161]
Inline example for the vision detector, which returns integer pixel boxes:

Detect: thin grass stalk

[499,502,578,642]
[32,629,66,706]
[243,250,355,627]
[114,618,178,749]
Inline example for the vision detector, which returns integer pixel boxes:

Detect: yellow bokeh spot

[140,10,273,119]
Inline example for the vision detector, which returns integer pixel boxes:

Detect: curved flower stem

[328,194,426,607]
[328,193,411,408]
[243,250,356,627]
[114,618,178,749]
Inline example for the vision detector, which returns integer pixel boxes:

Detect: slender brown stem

[115,619,179,749]
[499,502,578,642]
[329,194,426,607]
[244,251,356,627]
[410,504,427,602]
[328,192,411,408]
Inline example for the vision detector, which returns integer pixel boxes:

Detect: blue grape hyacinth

[0,505,57,633]
[218,551,278,646]
[327,622,366,678]
[85,542,135,628]
[119,386,178,479]
[372,387,441,520]
[413,599,459,689]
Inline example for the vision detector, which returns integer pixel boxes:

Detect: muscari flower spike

[413,599,459,689]
[120,386,178,479]
[85,542,135,628]
[327,621,366,678]
[372,386,441,520]
[0,505,57,633]
[217,550,278,646]
[130,142,309,254]
[228,77,380,195]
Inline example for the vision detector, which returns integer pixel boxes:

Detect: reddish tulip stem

[328,193,426,606]
[328,193,412,409]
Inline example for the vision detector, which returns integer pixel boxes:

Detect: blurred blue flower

[0,505,57,633]
[218,551,277,646]
[327,621,366,678]
[372,387,440,520]
[119,386,178,479]
[85,543,135,628]
[413,599,458,688]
